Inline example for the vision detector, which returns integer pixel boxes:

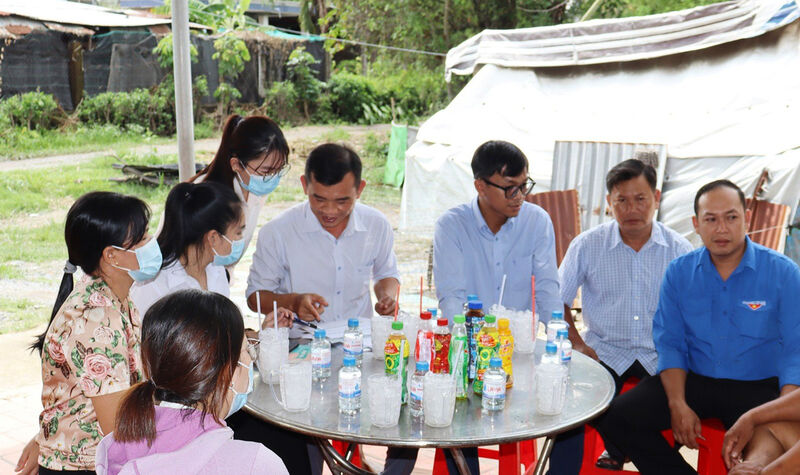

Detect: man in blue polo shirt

[596,179,800,474]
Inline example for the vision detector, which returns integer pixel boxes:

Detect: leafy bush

[263,81,302,125]
[323,73,378,123]
[287,47,323,120]
[0,92,64,130]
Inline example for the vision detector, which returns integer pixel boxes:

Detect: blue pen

[293,317,318,329]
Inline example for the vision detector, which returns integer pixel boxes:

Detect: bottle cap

[420,311,432,320]
[437,318,448,326]
[467,300,483,310]
[453,314,466,324]
[343,355,356,366]
[551,310,563,320]
[545,342,558,354]
[484,314,496,324]
[490,356,502,368]
[498,318,510,329]
[467,294,479,301]
[348,318,359,327]
[314,329,326,339]
[556,328,568,338]
[427,308,438,317]
[391,321,404,331]
[416,361,429,372]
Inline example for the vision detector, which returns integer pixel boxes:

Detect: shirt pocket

[507,252,533,290]
[732,300,772,339]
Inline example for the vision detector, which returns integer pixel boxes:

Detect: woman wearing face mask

[190,114,290,273]
[94,289,288,475]
[16,192,159,475]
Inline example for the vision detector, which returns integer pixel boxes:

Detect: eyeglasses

[482,177,536,199]
[246,337,260,361]
[243,160,291,179]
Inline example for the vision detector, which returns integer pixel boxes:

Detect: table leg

[449,448,471,475]
[532,436,555,475]
[314,438,375,475]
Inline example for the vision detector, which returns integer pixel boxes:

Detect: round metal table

[245,339,614,474]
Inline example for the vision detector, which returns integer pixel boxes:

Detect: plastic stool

[433,440,537,474]
[581,378,640,474]
[331,440,363,467]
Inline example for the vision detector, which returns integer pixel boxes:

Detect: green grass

[0,263,24,280]
[0,297,47,335]
[322,127,352,142]
[0,120,219,161]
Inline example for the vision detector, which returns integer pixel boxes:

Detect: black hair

[471,141,528,180]
[115,289,245,445]
[158,182,243,269]
[693,179,746,215]
[304,143,362,186]
[198,114,289,189]
[32,192,150,353]
[606,159,658,193]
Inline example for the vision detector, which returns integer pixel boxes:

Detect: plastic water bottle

[556,328,572,368]
[546,310,568,344]
[338,355,361,415]
[311,329,331,381]
[409,361,429,417]
[536,342,568,415]
[343,318,363,366]
[415,311,434,365]
[482,357,506,411]
[451,315,469,399]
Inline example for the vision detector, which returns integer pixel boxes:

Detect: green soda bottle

[450,314,469,399]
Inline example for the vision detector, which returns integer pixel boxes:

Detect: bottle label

[312,347,331,369]
[344,334,363,356]
[338,375,361,399]
[384,341,400,375]
[560,347,572,363]
[483,378,506,400]
[432,334,451,373]
[410,378,424,402]
[415,330,433,363]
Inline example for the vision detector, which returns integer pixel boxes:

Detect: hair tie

[64,260,77,274]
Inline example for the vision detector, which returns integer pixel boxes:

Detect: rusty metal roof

[526,189,581,266]
[746,198,791,253]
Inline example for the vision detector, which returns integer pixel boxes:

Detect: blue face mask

[113,238,163,282]
[237,168,281,197]
[227,360,254,419]
[212,234,245,267]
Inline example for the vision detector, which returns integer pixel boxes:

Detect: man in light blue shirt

[552,159,693,473]
[433,141,561,323]
[597,180,800,475]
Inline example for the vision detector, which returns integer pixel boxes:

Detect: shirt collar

[608,220,667,251]
[470,197,517,236]
[301,201,365,236]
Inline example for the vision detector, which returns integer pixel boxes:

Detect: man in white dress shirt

[246,143,400,327]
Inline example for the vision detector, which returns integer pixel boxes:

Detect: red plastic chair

[331,440,364,467]
[581,377,727,474]
[433,440,537,474]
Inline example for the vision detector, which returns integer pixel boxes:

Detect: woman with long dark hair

[17,192,160,475]
[190,114,290,272]
[95,290,288,474]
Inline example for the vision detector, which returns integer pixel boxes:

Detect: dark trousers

[384,447,479,474]
[227,411,317,474]
[38,468,95,475]
[595,372,779,475]
[547,360,651,475]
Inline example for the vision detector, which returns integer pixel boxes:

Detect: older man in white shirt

[246,143,400,329]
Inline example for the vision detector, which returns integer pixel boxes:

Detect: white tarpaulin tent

[401,0,800,250]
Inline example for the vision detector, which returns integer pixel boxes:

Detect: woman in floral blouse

[16,191,159,475]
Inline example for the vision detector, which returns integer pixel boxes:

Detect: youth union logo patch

[742,301,766,310]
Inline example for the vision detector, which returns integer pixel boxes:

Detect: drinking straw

[419,276,423,315]
[450,339,465,386]
[256,291,262,330]
[393,285,401,321]
[399,339,407,380]
[498,274,507,308]
[531,275,536,318]
[273,300,278,331]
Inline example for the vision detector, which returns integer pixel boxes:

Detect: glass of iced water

[491,304,537,354]
[423,373,457,427]
[258,327,289,384]
[371,315,393,360]
[270,361,312,412]
[367,374,402,427]
[398,310,418,347]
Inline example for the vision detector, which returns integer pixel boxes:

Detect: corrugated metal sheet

[526,189,581,265]
[445,0,800,78]
[746,198,791,252]
[551,141,667,232]
[0,0,197,28]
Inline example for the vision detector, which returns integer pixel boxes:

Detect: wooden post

[172,0,195,182]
